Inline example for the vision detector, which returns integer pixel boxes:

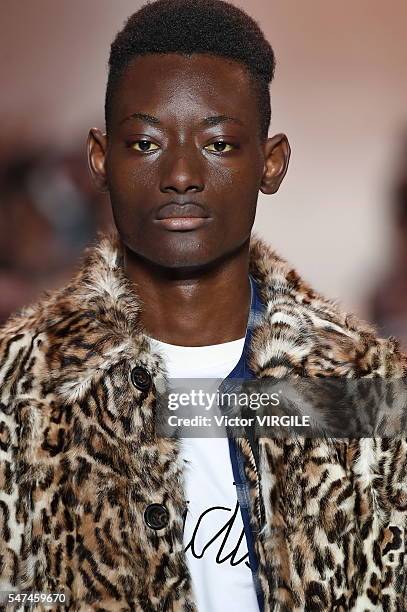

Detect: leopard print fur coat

[1,232,406,611]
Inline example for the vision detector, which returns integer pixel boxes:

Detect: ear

[260,133,291,195]
[87,127,108,192]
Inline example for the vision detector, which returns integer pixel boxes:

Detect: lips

[154,202,212,231]
[155,202,210,220]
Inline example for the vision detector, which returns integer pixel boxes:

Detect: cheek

[208,168,259,223]
[208,158,261,193]
[108,162,154,197]
[207,161,244,189]
[107,161,157,225]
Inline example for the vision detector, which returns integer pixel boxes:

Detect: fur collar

[13,230,405,406]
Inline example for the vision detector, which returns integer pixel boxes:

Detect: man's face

[89,53,289,270]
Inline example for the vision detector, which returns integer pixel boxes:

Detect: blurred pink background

[1,1,406,345]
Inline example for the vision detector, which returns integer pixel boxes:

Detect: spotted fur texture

[1,232,406,611]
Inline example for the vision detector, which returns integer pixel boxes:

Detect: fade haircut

[105,0,276,140]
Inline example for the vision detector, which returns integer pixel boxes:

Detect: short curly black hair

[105,0,276,140]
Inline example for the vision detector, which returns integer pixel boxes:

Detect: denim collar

[225,274,266,381]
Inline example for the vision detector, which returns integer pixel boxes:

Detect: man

[1,0,406,610]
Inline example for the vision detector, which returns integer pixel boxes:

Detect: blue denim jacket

[219,274,266,612]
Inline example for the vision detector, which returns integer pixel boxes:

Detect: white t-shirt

[149,336,259,612]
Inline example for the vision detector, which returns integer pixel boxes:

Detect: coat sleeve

[360,339,407,609]
[0,322,33,591]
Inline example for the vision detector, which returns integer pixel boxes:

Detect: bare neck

[123,243,251,347]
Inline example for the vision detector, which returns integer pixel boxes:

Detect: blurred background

[1,0,406,346]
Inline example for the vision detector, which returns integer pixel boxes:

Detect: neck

[123,241,251,346]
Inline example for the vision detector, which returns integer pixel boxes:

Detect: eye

[205,141,235,153]
[130,140,160,152]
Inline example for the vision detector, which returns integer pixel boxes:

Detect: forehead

[111,53,259,126]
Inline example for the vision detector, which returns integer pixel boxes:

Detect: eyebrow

[120,112,244,127]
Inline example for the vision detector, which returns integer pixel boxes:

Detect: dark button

[144,503,170,530]
[131,366,152,392]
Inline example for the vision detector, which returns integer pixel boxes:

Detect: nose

[159,146,204,195]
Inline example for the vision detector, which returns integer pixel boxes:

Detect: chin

[151,248,215,271]
[121,229,234,272]
[147,234,219,266]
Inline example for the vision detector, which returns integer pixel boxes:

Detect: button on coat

[131,365,152,391]
[144,503,170,530]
